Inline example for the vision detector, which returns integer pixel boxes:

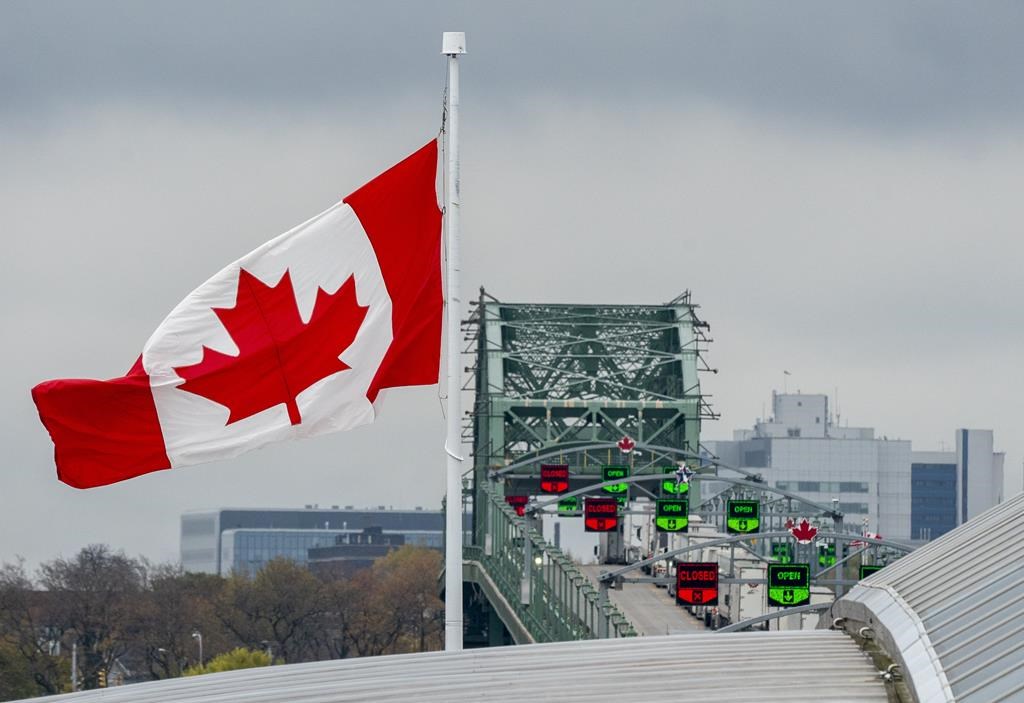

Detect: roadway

[581,565,706,636]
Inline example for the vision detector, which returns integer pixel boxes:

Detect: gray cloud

[3,2,1024,132]
[2,2,1022,566]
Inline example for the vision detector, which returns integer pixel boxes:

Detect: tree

[0,560,68,696]
[216,559,327,663]
[323,569,400,657]
[36,545,147,690]
[370,546,444,653]
[135,566,235,680]
[0,641,38,701]
[182,647,272,676]
[0,542,446,695]
[319,546,444,658]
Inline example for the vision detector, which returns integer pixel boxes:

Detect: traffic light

[97,670,107,688]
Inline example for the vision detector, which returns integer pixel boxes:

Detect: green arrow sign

[767,563,810,607]
[655,498,689,532]
[818,543,837,568]
[557,496,580,515]
[726,500,760,534]
[660,466,690,496]
[602,465,630,494]
[771,542,793,564]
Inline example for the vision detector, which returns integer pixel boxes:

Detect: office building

[705,392,1004,541]
[910,430,1004,540]
[181,506,446,577]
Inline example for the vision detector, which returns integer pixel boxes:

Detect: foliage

[0,544,444,698]
[216,558,327,663]
[0,560,70,695]
[136,567,230,681]
[0,641,38,701]
[36,544,147,691]
[182,647,272,676]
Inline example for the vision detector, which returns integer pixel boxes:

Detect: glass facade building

[910,463,957,540]
[181,507,449,576]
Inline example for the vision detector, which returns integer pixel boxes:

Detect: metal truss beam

[715,603,832,633]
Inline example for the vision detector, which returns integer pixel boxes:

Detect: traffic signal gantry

[486,440,911,635]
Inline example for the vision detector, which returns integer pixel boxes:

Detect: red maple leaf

[618,436,636,453]
[790,519,818,544]
[174,268,368,426]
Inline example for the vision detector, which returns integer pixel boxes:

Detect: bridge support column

[521,525,532,606]
[833,513,846,599]
[598,581,610,638]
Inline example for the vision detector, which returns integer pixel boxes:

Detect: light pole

[191,631,203,667]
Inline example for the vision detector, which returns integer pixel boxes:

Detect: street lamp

[191,631,203,666]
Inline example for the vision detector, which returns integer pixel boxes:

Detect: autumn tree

[0,543,446,695]
[320,546,444,658]
[369,546,444,653]
[216,559,327,663]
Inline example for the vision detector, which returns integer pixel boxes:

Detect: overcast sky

[2,1,1022,567]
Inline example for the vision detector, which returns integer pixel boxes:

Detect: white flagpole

[442,30,466,653]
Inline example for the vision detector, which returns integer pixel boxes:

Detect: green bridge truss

[461,290,715,644]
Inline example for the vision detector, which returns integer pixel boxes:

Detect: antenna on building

[835,386,841,428]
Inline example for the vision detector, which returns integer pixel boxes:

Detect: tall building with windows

[705,392,1004,541]
[909,430,1005,540]
[181,506,448,577]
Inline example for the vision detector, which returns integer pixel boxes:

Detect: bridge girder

[468,291,713,499]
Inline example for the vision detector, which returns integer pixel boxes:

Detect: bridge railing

[466,485,636,642]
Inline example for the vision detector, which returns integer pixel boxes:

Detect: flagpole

[442,30,466,653]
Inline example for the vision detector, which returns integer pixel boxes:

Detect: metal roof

[35,496,1024,702]
[831,491,1024,703]
[22,631,887,702]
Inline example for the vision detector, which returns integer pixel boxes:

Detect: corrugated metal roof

[21,631,887,702]
[832,491,1024,703]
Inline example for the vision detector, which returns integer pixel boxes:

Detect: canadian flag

[32,141,442,488]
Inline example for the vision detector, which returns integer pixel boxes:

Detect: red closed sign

[505,494,529,517]
[675,561,719,606]
[540,464,570,494]
[584,497,619,532]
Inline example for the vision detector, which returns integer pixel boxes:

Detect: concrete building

[705,392,1004,541]
[180,506,446,577]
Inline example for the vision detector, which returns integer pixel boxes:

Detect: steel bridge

[456,290,910,646]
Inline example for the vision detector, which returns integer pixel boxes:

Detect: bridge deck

[581,565,705,636]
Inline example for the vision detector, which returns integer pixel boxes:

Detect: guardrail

[465,485,636,642]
